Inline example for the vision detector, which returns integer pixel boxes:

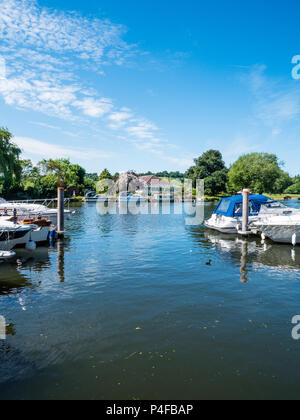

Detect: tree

[20,160,43,198]
[227,153,289,194]
[96,169,113,194]
[285,182,300,194]
[273,172,293,193]
[205,168,229,196]
[187,150,228,194]
[99,169,113,181]
[38,159,86,193]
[0,128,22,195]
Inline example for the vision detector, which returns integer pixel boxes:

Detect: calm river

[1,201,300,400]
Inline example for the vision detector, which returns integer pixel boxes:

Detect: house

[139,175,182,201]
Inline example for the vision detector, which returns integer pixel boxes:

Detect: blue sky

[1,0,300,175]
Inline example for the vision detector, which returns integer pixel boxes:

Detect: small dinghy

[0,251,16,261]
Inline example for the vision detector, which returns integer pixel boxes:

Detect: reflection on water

[204,230,300,275]
[1,202,300,400]
[57,240,65,283]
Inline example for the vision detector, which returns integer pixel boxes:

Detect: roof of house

[139,175,173,187]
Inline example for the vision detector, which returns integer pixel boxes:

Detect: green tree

[0,128,22,195]
[20,160,43,198]
[273,172,293,193]
[99,169,113,181]
[205,168,229,196]
[285,182,300,194]
[187,150,228,194]
[38,159,86,192]
[227,153,288,194]
[97,169,113,194]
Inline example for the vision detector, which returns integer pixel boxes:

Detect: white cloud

[0,0,135,65]
[0,0,188,169]
[126,119,159,139]
[73,98,113,118]
[15,136,114,160]
[248,65,300,128]
[0,0,135,119]
[108,110,133,128]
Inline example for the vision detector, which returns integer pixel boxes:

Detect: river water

[0,201,300,400]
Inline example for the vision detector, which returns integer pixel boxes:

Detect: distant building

[139,175,182,201]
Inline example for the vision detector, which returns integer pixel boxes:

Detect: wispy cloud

[0,0,189,169]
[15,136,114,160]
[247,65,300,129]
[0,0,136,119]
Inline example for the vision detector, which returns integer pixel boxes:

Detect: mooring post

[57,187,64,236]
[242,189,250,234]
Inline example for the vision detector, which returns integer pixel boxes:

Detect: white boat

[118,192,147,203]
[205,195,300,245]
[205,195,273,234]
[0,198,71,227]
[0,220,32,250]
[0,251,16,261]
[83,192,112,203]
[19,218,52,245]
[254,215,300,244]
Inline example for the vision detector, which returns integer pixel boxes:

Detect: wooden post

[242,189,250,233]
[57,187,64,236]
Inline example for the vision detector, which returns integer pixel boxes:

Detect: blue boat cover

[214,195,272,218]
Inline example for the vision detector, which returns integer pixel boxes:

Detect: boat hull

[0,229,31,250]
[256,224,300,244]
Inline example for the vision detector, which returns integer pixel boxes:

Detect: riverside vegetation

[1,127,299,200]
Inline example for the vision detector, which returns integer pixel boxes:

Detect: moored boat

[0,220,32,250]
[0,198,71,227]
[254,215,300,244]
[118,192,147,203]
[205,194,272,234]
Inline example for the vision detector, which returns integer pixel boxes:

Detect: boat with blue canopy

[205,194,273,234]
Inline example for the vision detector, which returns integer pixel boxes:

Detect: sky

[1,0,300,175]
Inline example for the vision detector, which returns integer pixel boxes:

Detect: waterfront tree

[0,128,22,195]
[227,153,289,194]
[187,150,228,194]
[97,169,113,193]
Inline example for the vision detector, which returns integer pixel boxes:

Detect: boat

[0,198,71,227]
[0,216,52,249]
[21,218,52,245]
[253,215,300,244]
[118,192,147,203]
[0,220,32,250]
[83,191,112,203]
[151,193,175,203]
[205,195,272,234]
[0,251,16,261]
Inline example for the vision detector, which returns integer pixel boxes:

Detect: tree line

[0,127,299,199]
[186,150,299,196]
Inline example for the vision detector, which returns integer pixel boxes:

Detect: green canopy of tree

[0,128,22,195]
[187,150,228,195]
[285,182,300,194]
[99,169,113,180]
[39,159,86,190]
[227,153,292,194]
[97,169,113,194]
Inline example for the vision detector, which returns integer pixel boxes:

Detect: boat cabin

[214,195,272,218]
